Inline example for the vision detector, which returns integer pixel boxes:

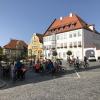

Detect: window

[63,26,66,29]
[64,33,67,39]
[43,38,45,42]
[45,37,47,42]
[61,43,63,48]
[73,33,76,37]
[63,52,66,58]
[57,44,60,49]
[50,29,53,33]
[71,22,77,28]
[68,24,71,28]
[48,36,50,41]
[78,41,82,47]
[51,45,55,49]
[60,35,63,40]
[64,43,67,48]
[69,34,72,38]
[58,27,61,30]
[59,52,61,58]
[53,35,56,41]
[73,42,77,48]
[56,35,59,40]
[29,49,32,55]
[69,42,72,48]
[32,45,38,49]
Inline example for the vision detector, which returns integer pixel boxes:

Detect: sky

[0,0,100,46]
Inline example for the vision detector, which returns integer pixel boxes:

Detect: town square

[0,0,100,100]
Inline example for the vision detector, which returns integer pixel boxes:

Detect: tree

[0,46,3,55]
[0,47,3,62]
[67,50,72,56]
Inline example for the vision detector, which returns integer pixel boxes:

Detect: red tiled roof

[4,39,28,49]
[44,13,94,36]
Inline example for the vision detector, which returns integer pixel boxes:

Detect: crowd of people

[0,58,63,82]
[0,56,89,82]
[33,59,63,74]
[67,56,89,69]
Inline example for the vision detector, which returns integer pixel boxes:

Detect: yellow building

[28,33,43,60]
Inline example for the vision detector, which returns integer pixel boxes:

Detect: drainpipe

[82,29,84,61]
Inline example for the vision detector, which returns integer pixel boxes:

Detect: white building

[43,13,100,60]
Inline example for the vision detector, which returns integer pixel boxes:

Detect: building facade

[28,33,43,60]
[3,39,28,60]
[43,13,100,60]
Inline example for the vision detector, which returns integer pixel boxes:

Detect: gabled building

[3,39,28,60]
[43,13,100,60]
[28,33,43,60]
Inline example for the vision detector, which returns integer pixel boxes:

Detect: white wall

[97,50,100,58]
[43,29,83,60]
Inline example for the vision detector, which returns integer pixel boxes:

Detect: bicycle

[83,62,89,69]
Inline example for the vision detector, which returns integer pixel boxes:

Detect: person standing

[14,59,22,80]
[84,56,88,68]
[75,57,80,69]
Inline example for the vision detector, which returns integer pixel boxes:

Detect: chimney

[89,25,95,31]
[60,17,63,20]
[69,13,73,17]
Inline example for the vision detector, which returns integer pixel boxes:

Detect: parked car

[88,56,96,61]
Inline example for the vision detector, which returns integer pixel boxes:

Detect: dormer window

[73,22,77,26]
[53,29,56,32]
[68,23,71,28]
[63,26,66,29]
[57,27,61,31]
[51,29,53,32]
[72,22,77,26]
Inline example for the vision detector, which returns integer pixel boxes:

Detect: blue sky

[0,0,100,46]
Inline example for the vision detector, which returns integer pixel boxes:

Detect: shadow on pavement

[0,64,100,90]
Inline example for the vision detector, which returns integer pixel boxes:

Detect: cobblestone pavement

[0,62,100,100]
